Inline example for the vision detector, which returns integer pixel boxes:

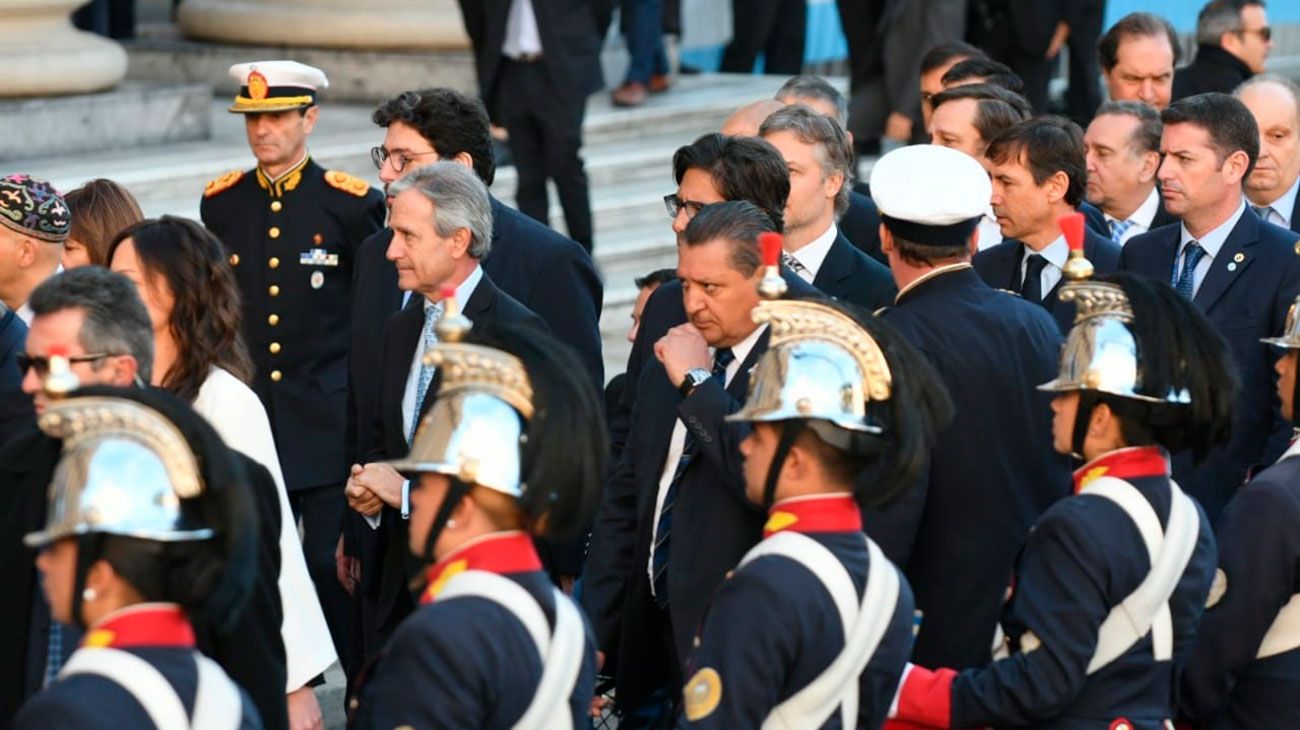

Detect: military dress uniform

[1180,300,1300,728]
[680,495,915,729]
[200,61,386,659]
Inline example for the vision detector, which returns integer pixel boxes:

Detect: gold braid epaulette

[203,169,245,198]
[324,170,371,197]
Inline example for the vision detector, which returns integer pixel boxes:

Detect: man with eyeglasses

[199,60,387,679]
[1173,1,1274,103]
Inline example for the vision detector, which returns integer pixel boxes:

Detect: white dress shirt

[977,212,1003,251]
[785,224,838,283]
[1020,235,1069,297]
[1178,202,1247,297]
[503,0,543,58]
[1253,176,1300,230]
[194,367,336,690]
[16,263,63,325]
[647,323,767,596]
[1105,186,1162,245]
[368,265,484,529]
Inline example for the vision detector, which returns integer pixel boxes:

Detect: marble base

[0,82,210,161]
[176,0,469,50]
[0,0,128,96]
[126,32,477,103]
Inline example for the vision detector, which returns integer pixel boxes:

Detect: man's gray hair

[28,266,154,383]
[759,104,855,216]
[775,75,849,128]
[1235,74,1300,119]
[1196,1,1264,47]
[387,161,494,259]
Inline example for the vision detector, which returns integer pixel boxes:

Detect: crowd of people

[1,0,1300,727]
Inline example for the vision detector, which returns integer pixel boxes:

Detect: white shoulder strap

[742,533,901,730]
[190,654,243,730]
[59,647,192,730]
[436,570,586,730]
[1083,476,1199,674]
[1257,594,1300,659]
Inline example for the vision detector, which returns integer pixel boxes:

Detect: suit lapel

[1194,214,1257,313]
[386,300,426,448]
[811,236,851,296]
[727,329,771,400]
[1291,191,1300,235]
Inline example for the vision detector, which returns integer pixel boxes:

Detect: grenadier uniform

[1180,295,1300,728]
[680,249,946,729]
[888,221,1224,730]
[349,303,600,729]
[200,60,385,658]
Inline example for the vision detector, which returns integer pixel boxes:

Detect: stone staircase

[13,73,796,380]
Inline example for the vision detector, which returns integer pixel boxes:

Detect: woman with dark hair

[349,314,607,728]
[60,179,143,269]
[14,385,262,729]
[107,216,336,724]
[888,264,1232,728]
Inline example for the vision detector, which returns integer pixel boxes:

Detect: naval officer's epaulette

[204,169,245,198]
[324,170,372,197]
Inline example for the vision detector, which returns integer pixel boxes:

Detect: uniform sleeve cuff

[889,663,955,727]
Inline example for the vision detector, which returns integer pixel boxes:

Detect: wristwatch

[679,368,711,397]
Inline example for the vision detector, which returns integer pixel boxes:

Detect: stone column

[0,0,127,96]
[177,0,471,50]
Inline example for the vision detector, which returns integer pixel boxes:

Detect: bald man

[720,99,784,136]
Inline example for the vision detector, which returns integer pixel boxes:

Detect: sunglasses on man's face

[16,352,112,377]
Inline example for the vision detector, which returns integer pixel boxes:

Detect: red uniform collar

[420,531,542,605]
[82,603,195,650]
[1072,446,1170,494]
[764,494,862,538]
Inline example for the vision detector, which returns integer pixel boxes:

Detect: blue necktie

[44,620,63,685]
[1108,218,1134,244]
[1173,241,1206,300]
[1253,205,1274,224]
[409,302,443,443]
[1021,253,1047,304]
[651,347,735,608]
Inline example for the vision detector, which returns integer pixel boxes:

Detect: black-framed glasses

[1235,25,1272,41]
[370,146,440,173]
[664,194,708,220]
[17,352,113,377]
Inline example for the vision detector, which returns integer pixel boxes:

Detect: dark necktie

[1173,241,1206,300]
[1021,253,1048,304]
[651,347,735,608]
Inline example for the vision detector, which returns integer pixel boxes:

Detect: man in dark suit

[967,0,1068,112]
[344,162,548,666]
[870,143,1070,670]
[774,75,890,263]
[1173,0,1271,103]
[456,0,605,250]
[976,117,1122,333]
[1238,76,1300,234]
[0,304,29,451]
[758,105,895,308]
[1121,92,1300,523]
[583,201,782,720]
[1098,12,1181,112]
[0,267,289,730]
[1084,101,1179,246]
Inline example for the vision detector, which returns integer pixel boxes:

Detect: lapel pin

[1233,252,1245,263]
[1227,262,1238,272]
[310,271,325,289]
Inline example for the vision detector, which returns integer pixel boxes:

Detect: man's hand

[345,463,384,517]
[351,462,405,510]
[655,323,711,389]
[884,111,913,143]
[1047,20,1070,59]
[287,686,324,730]
[335,534,359,595]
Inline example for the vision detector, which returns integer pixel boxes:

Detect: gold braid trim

[751,299,893,401]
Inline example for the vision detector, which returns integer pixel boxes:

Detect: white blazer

[193,367,337,691]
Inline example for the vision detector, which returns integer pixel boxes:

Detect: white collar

[1180,201,1247,259]
[425,264,484,310]
[1022,234,1069,270]
[1256,176,1300,226]
[786,224,838,278]
[715,322,768,373]
[1107,186,1161,229]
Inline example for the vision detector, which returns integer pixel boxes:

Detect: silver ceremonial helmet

[727,233,893,446]
[24,390,213,549]
[1262,295,1300,350]
[1036,214,1188,404]
[385,294,535,497]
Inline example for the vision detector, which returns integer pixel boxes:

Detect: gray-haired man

[344,161,548,661]
[758,105,895,308]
